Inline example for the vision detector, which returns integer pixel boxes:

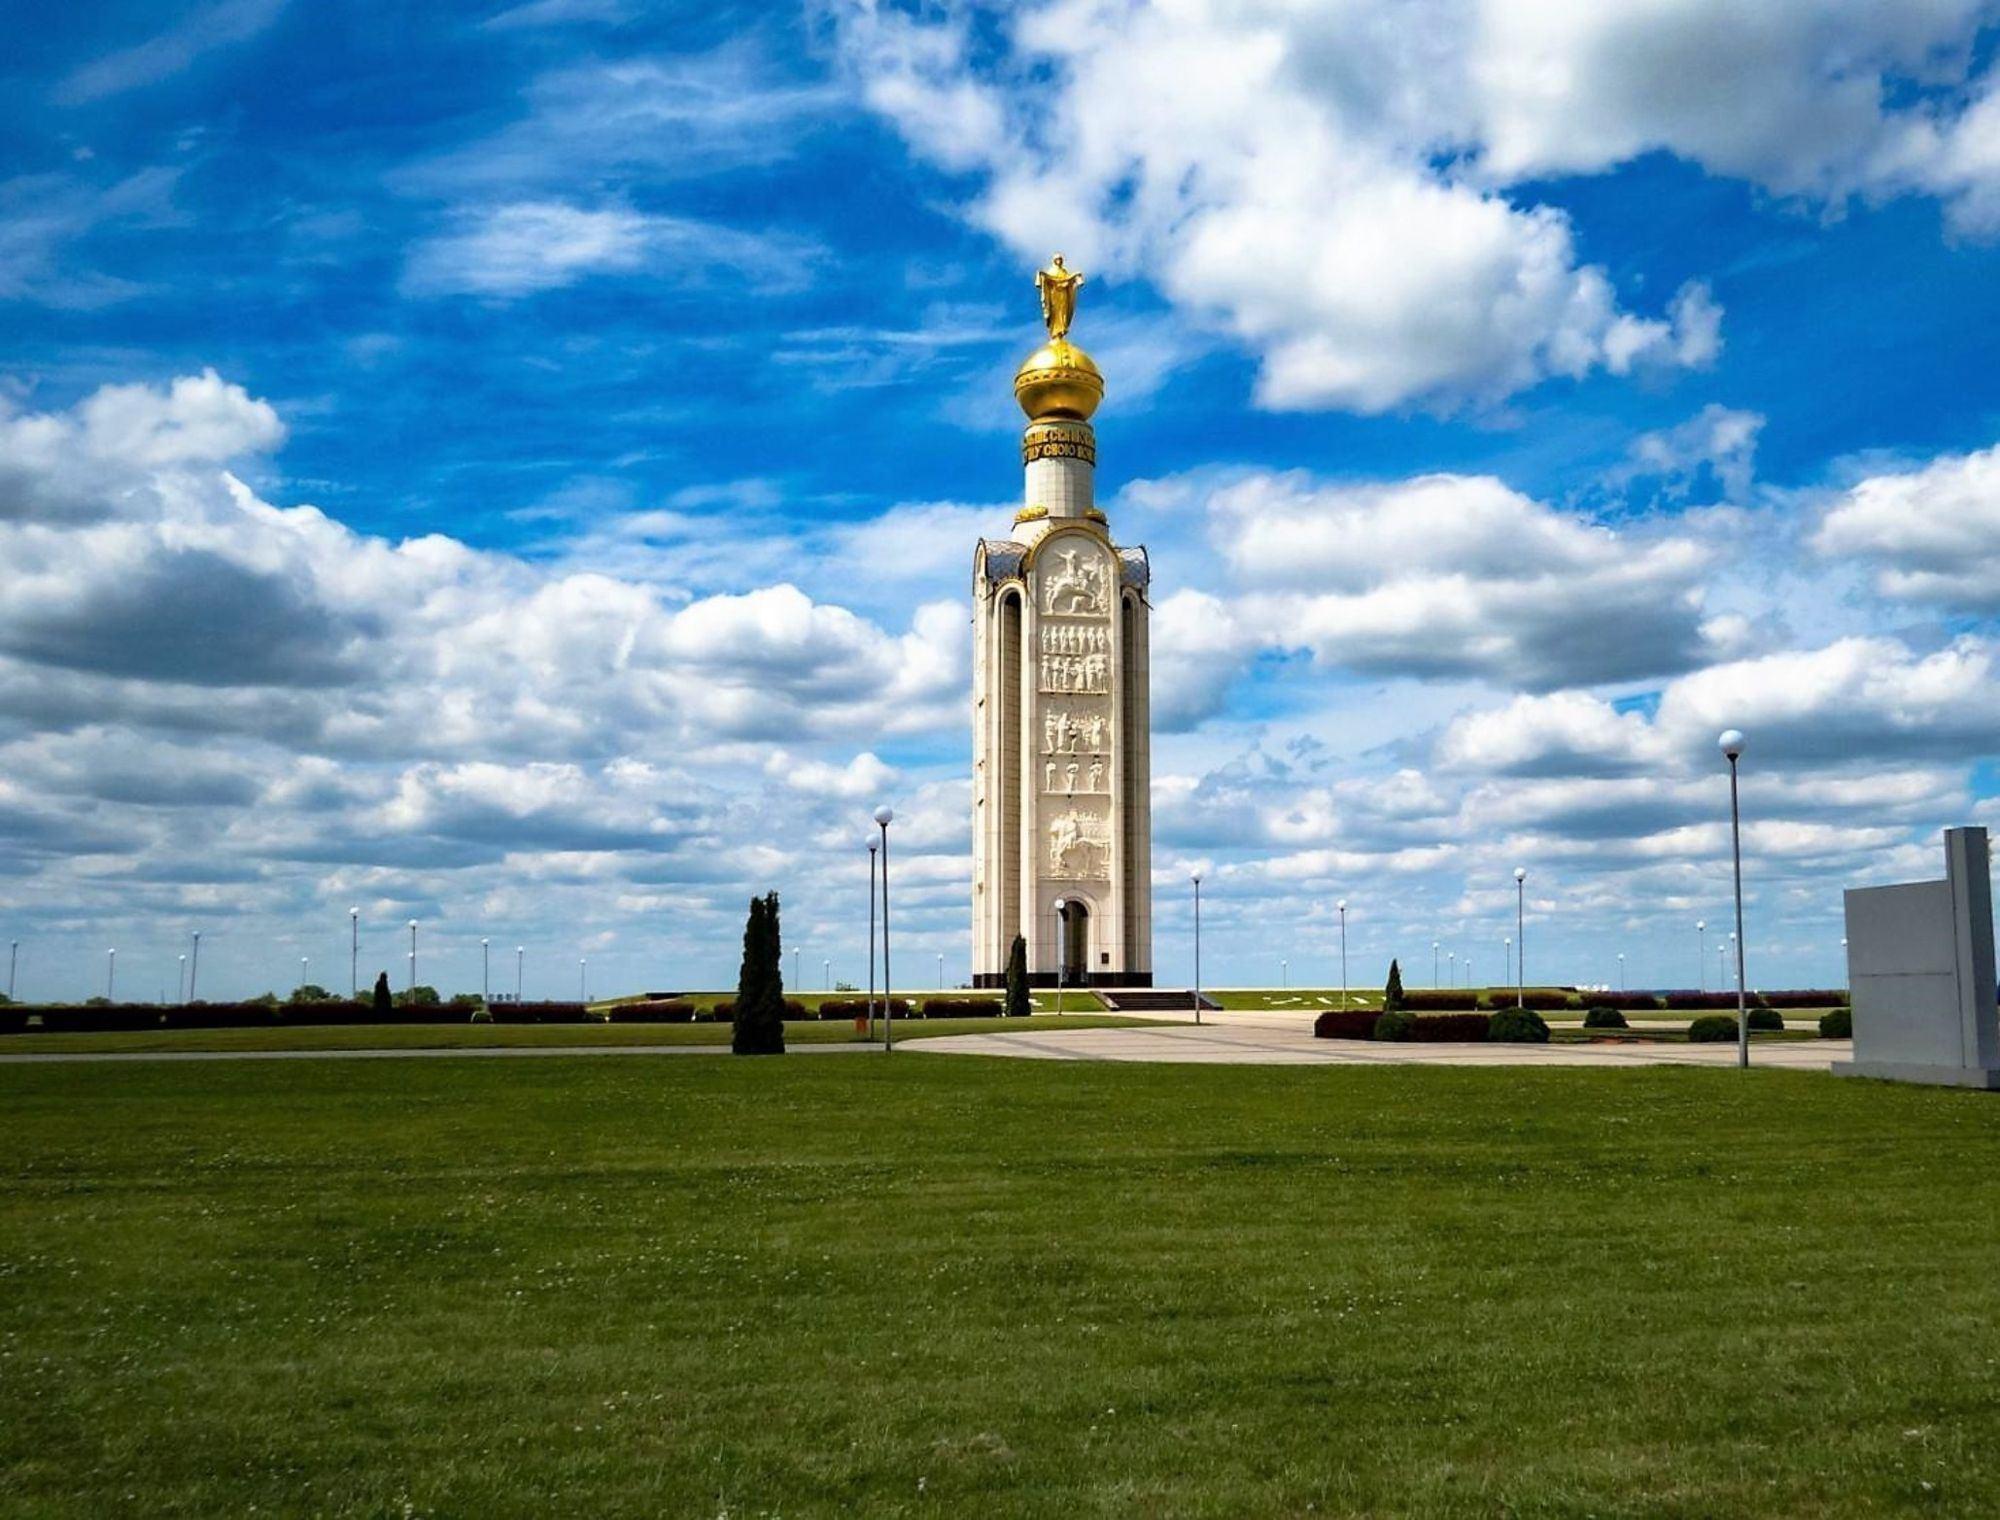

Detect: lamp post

[826,958,833,991]
[1696,919,1706,992]
[867,838,878,1040]
[1337,899,1348,1011]
[349,907,359,998]
[188,930,200,1002]
[515,945,523,1003]
[580,957,588,1002]
[1448,950,1456,988]
[1432,941,1440,987]
[1617,951,1625,992]
[874,804,894,1052]
[1718,729,1749,1068]
[1054,897,1068,1019]
[481,938,490,1002]
[1281,957,1288,990]
[8,939,18,1002]
[936,951,943,990]
[407,919,418,992]
[300,955,308,990]
[1513,867,1527,1010]
[106,948,115,1001]
[793,947,800,994]
[176,953,186,1004]
[1504,935,1512,988]
[1191,873,1203,1026]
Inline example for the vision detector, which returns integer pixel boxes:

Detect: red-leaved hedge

[1407,1013,1495,1041]
[1313,1008,1381,1040]
[1396,990,1483,1011]
[488,1001,592,1024]
[605,1000,695,1023]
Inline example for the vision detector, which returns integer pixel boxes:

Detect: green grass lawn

[0,1012,1158,1057]
[5,1058,1999,1517]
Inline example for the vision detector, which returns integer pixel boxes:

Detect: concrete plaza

[908,1009,1850,1069]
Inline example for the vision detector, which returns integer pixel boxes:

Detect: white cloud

[1201,469,1716,688]
[56,0,287,105]
[829,1,2000,412]
[1620,403,1765,503]
[401,200,815,299]
[1815,442,2000,611]
[828,0,1722,413]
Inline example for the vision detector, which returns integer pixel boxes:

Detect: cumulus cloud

[830,1,2000,410]
[1814,442,2000,611]
[828,0,1721,413]
[1194,469,1716,689]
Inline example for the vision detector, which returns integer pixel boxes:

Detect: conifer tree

[1004,934,1029,1017]
[372,971,392,1015]
[1383,959,1405,1013]
[733,893,786,1054]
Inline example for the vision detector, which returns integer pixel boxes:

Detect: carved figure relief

[1048,809,1111,878]
[1040,624,1108,655]
[1043,709,1107,756]
[1038,651,1108,694]
[1042,548,1109,616]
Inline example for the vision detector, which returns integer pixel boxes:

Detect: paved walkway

[905,1012,1849,1069]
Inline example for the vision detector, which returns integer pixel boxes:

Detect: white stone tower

[972,258,1152,988]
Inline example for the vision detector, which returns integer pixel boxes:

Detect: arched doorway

[1057,898,1090,986]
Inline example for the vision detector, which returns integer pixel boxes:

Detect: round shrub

[1487,1007,1549,1043]
[1747,1006,1785,1032]
[1582,1005,1628,1029]
[1373,1009,1416,1042]
[1687,1014,1739,1042]
[1819,1006,1853,1038]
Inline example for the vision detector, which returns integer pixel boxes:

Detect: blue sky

[2,0,1998,1001]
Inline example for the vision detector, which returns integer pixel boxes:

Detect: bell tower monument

[971,257,1153,988]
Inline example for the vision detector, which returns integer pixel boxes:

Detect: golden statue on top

[1036,254,1085,341]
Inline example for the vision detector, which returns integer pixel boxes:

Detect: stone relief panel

[1047,808,1112,879]
[1041,755,1110,797]
[1042,708,1107,756]
[1040,624,1108,655]
[1038,651,1108,694]
[1042,546,1110,617]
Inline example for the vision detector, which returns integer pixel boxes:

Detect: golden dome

[1014,338,1104,421]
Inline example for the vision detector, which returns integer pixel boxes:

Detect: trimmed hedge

[1586,992,1661,1012]
[1819,1007,1853,1038]
[163,1002,281,1030]
[1760,989,1849,1008]
[488,1001,592,1025]
[1511,990,1573,1011]
[710,1000,810,1021]
[1687,1014,1739,1042]
[1313,1007,1381,1040]
[1410,1013,1495,1042]
[1582,1005,1629,1029]
[1488,1007,1551,1044]
[604,1000,695,1023]
[1374,1010,1417,1042]
[1396,990,1483,1011]
[816,997,912,1020]
[1662,991,1751,1010]
[921,997,1005,1018]
[23,1003,165,1033]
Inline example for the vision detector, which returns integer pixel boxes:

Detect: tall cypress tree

[1004,933,1029,1017]
[371,971,392,1015]
[733,893,786,1054]
[1383,958,1405,1013]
